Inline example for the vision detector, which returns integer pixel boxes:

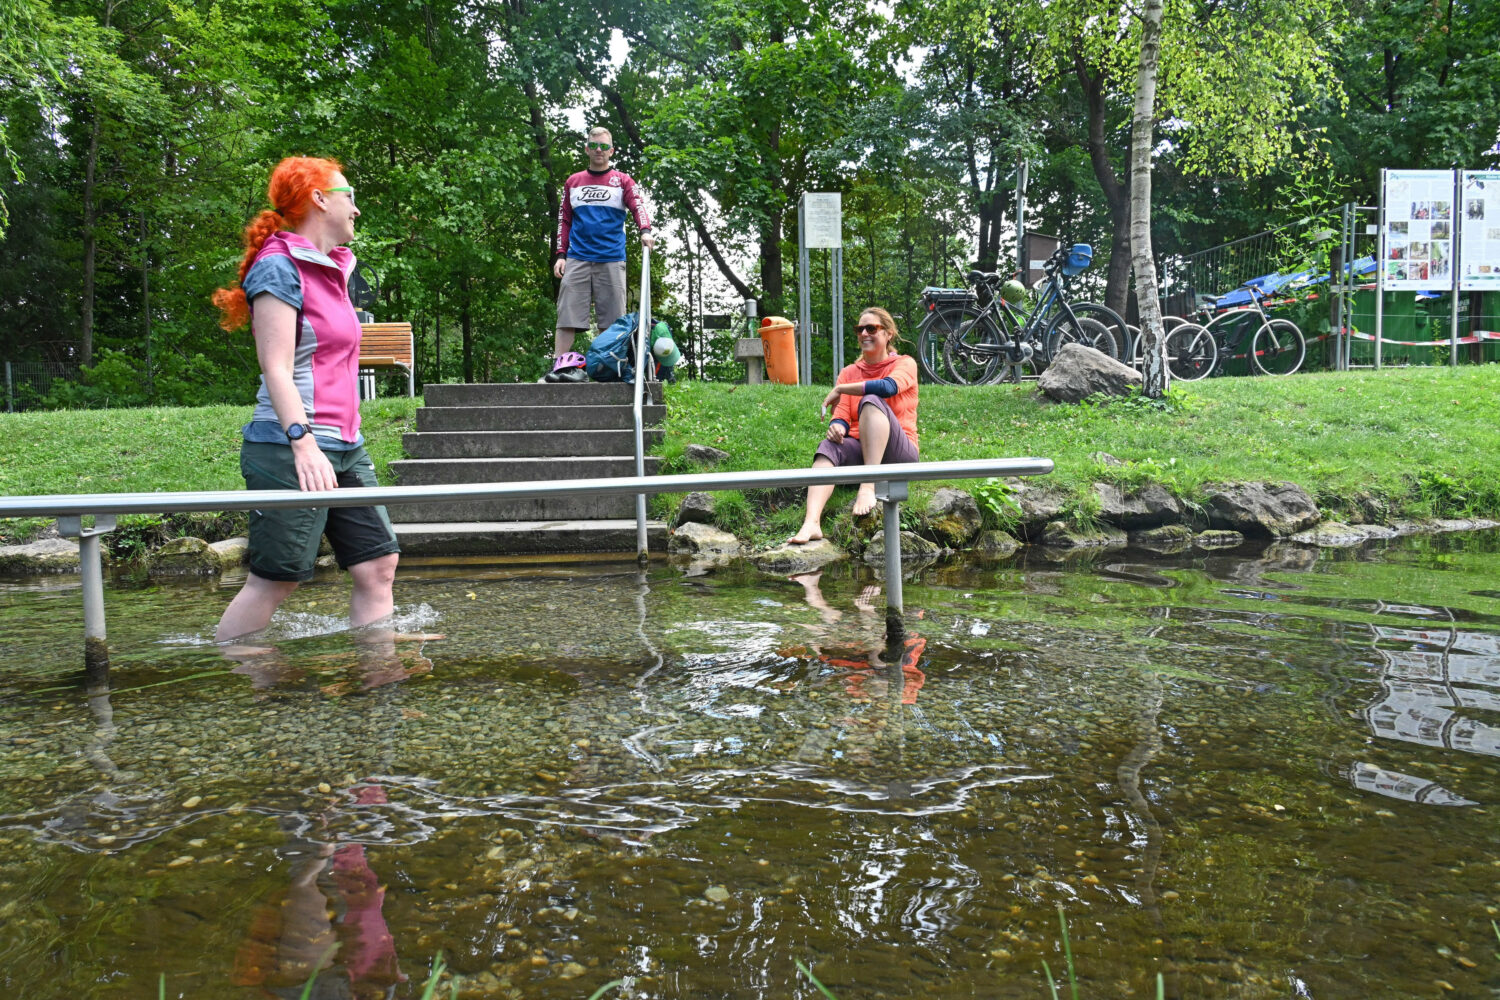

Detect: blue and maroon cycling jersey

[556,168,651,263]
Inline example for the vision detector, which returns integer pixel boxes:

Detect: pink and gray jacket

[246,232,363,445]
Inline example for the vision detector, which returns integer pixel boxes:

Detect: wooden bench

[358,322,414,397]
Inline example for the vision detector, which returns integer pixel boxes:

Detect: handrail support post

[56,515,116,663]
[876,480,908,639]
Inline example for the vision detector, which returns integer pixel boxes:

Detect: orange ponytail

[212,156,343,330]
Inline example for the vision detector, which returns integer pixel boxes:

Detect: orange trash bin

[759,316,798,385]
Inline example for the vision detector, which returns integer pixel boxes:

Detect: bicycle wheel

[941,310,1007,385]
[1069,302,1128,358]
[916,305,979,384]
[1250,318,1305,376]
[1163,322,1218,381]
[1043,313,1118,362]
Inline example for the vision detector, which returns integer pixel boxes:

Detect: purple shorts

[813,395,919,467]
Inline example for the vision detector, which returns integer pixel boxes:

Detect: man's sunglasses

[855,323,883,335]
[586,142,612,151]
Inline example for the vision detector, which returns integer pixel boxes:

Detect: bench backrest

[359,322,413,368]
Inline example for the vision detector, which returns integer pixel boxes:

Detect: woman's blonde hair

[859,306,902,347]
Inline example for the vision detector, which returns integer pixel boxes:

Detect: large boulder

[673,492,716,527]
[1202,481,1320,537]
[667,521,742,558]
[1036,343,1142,404]
[1012,483,1068,537]
[924,488,983,547]
[148,536,221,576]
[1093,482,1183,529]
[752,538,847,574]
[862,529,943,566]
[0,536,83,575]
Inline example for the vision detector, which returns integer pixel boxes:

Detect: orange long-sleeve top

[831,353,919,449]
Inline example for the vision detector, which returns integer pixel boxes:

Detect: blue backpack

[585,312,638,383]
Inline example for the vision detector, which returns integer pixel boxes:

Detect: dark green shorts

[241,442,400,583]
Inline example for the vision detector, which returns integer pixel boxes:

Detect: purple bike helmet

[552,351,586,372]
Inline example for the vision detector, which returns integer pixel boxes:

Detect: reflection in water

[1363,623,1500,758]
[4,541,1500,998]
[234,785,405,1000]
[1342,762,1477,806]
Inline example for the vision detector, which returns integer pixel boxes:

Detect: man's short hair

[587,127,613,144]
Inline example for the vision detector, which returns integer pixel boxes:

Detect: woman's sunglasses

[855,323,883,335]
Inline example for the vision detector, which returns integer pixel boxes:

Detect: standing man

[546,126,655,383]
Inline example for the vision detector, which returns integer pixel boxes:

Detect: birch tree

[1130,0,1168,395]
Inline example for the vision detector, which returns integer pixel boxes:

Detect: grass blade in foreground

[586,980,625,1000]
[795,959,841,1000]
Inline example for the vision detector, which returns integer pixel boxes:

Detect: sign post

[1379,169,1460,367]
[798,193,843,385]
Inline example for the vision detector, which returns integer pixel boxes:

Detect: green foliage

[972,476,1023,529]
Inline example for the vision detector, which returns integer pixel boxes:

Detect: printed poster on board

[1382,169,1456,291]
[1460,171,1500,291]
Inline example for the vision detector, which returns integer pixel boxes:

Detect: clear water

[1,536,1499,999]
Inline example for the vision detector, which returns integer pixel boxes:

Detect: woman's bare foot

[787,526,823,545]
[852,484,878,517]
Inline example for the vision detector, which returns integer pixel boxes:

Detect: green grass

[657,366,1500,545]
[0,397,419,549]
[4,368,1500,552]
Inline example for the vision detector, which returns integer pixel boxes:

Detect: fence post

[877,480,908,640]
[4,361,11,413]
[56,515,116,668]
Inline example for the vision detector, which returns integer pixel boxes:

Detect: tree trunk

[522,79,561,278]
[1077,52,1133,316]
[140,211,152,398]
[461,277,473,383]
[1130,0,1168,397]
[80,114,101,367]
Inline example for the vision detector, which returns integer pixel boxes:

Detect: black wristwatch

[285,422,312,442]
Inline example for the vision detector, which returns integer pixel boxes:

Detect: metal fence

[4,361,79,412]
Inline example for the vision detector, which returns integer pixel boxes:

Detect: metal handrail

[0,459,1052,519]
[632,246,655,559]
[2,456,1054,653]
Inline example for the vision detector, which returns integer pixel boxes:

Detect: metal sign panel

[1460,171,1500,291]
[801,192,842,249]
[1381,169,1456,291]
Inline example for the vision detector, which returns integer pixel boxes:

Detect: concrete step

[395,519,668,556]
[389,495,644,523]
[391,455,660,485]
[423,382,663,408]
[416,404,664,432]
[402,429,663,460]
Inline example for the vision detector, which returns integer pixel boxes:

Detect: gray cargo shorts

[556,258,626,331]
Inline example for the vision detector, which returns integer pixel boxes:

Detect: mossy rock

[0,537,86,576]
[147,536,221,577]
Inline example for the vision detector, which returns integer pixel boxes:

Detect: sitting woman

[789,307,919,544]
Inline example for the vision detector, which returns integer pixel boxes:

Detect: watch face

[287,423,309,440]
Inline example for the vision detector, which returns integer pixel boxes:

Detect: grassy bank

[2,367,1498,555]
[656,366,1500,546]
[0,397,420,551]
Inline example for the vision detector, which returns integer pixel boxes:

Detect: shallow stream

[2,534,1499,998]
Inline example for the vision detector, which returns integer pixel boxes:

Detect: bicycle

[1126,277,1305,380]
[916,244,1128,386]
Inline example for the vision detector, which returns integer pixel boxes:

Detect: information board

[1459,171,1500,291]
[801,193,842,249]
[1381,169,1456,291]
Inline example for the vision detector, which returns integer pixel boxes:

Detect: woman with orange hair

[213,156,400,642]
